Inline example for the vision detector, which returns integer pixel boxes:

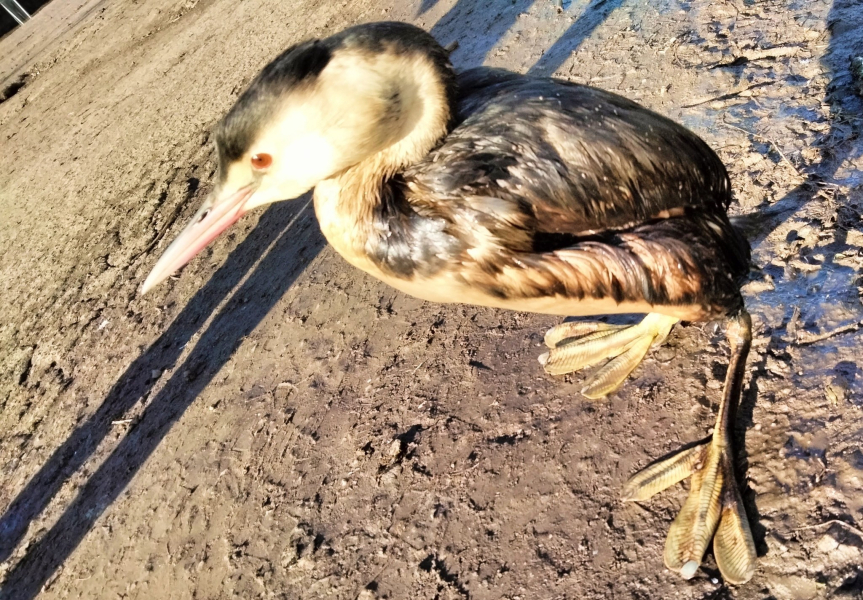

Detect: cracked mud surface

[0,0,862,598]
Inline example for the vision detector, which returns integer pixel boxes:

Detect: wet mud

[0,0,861,598]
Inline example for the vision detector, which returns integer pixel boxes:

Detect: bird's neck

[314,53,454,257]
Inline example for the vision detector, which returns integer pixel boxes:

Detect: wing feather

[406,68,732,237]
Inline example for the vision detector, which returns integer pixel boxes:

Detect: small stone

[851,57,863,97]
[816,534,838,554]
[654,347,676,362]
[387,439,401,457]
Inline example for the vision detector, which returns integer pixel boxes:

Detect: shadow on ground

[0,199,325,599]
[428,0,625,72]
[528,0,624,76]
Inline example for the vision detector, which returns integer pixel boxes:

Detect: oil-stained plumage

[143,22,758,584]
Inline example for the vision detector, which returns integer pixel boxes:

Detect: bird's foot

[622,310,756,584]
[621,433,756,584]
[538,313,678,398]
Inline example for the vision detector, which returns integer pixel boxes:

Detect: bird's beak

[141,185,256,294]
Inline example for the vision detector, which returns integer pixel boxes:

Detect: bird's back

[406,67,735,236]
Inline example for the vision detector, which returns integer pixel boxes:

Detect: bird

[143,21,757,584]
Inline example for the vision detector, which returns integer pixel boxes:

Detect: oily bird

[143,22,757,584]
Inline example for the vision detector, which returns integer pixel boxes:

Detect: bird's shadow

[429,0,625,73]
[528,0,625,76]
[0,198,326,599]
[429,0,537,65]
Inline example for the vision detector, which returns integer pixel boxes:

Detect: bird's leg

[621,310,756,584]
[538,312,678,398]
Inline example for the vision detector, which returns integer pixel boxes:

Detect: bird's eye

[251,153,272,170]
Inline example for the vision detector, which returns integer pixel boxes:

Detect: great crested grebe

[143,22,757,584]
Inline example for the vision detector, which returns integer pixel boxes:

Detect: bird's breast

[314,179,376,270]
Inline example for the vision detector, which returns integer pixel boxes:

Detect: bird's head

[142,22,455,293]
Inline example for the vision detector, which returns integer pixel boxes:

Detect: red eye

[251,153,272,170]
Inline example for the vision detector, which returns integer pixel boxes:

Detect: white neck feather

[313,48,452,254]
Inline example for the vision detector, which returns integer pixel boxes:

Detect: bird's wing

[405,69,733,240]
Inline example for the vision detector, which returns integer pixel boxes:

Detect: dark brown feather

[360,69,750,316]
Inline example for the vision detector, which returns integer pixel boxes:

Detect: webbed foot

[622,311,756,584]
[538,313,678,398]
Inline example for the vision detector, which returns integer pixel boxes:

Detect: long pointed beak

[141,185,256,294]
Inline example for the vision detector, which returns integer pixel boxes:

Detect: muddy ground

[0,0,862,598]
